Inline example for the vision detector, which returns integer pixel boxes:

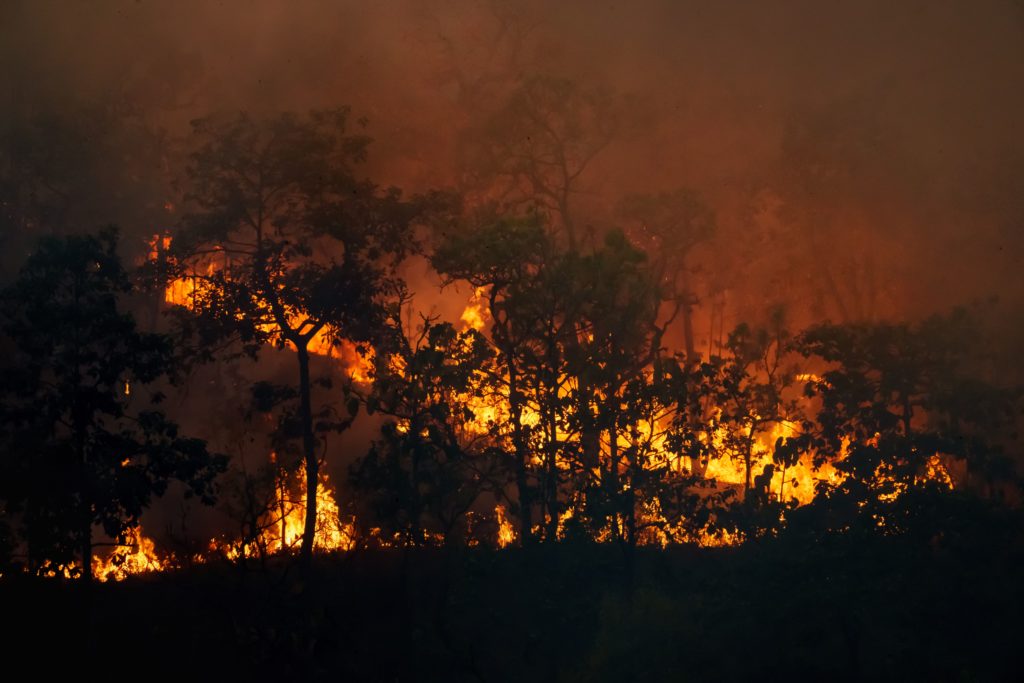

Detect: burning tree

[164,109,436,569]
[791,310,1020,537]
[434,216,681,544]
[433,214,566,543]
[0,229,223,582]
[566,229,674,547]
[351,314,500,546]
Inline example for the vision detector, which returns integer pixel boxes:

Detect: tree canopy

[0,228,223,581]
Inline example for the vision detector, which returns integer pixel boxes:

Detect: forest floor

[4,533,1021,682]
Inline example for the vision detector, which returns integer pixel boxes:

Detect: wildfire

[700,419,844,506]
[265,467,356,555]
[209,461,356,560]
[460,286,489,331]
[450,286,856,546]
[495,504,516,548]
[151,234,374,382]
[44,461,362,581]
[37,526,173,582]
[93,527,170,582]
[88,235,958,573]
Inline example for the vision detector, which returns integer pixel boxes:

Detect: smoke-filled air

[2,1,1023,680]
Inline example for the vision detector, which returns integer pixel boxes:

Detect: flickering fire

[113,236,959,570]
[93,527,170,582]
[151,234,374,382]
[38,526,173,582]
[700,419,844,506]
[209,460,356,560]
[495,504,516,548]
[57,463,361,581]
[460,286,488,331]
[264,466,356,554]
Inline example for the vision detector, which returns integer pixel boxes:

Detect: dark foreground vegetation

[6,523,1021,682]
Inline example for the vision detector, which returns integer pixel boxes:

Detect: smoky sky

[5,0,1023,539]
[3,0,1024,326]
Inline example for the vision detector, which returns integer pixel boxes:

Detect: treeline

[0,110,1020,581]
[352,222,1021,552]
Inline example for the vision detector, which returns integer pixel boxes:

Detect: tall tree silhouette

[567,229,672,547]
[0,228,223,581]
[433,215,553,542]
[618,189,715,360]
[352,315,498,545]
[462,77,617,249]
[167,109,432,568]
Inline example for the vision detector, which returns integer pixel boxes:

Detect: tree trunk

[77,425,93,584]
[81,515,93,584]
[681,297,696,361]
[608,421,620,543]
[544,402,559,542]
[297,344,318,570]
[743,428,756,498]
[779,462,788,501]
[507,360,532,544]
[678,274,696,361]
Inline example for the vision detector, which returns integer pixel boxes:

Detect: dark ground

[4,532,1021,682]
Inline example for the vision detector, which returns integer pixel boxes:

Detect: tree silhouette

[435,218,675,544]
[792,309,1019,537]
[352,315,498,546]
[617,189,715,360]
[462,76,617,249]
[433,214,553,542]
[565,229,672,547]
[166,109,434,568]
[716,316,799,498]
[0,228,223,581]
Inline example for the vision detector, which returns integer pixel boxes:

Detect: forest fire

[208,462,356,561]
[145,233,957,561]
[152,234,375,381]
[93,527,170,582]
[3,4,1022,677]
[81,460,358,581]
[53,226,956,587]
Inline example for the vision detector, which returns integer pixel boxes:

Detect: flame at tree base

[93,527,170,582]
[208,465,356,561]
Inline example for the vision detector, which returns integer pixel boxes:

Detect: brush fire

[65,237,956,581]
[2,4,1021,679]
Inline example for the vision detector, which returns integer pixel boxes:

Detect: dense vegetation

[1,98,1021,680]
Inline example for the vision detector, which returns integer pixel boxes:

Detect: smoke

[4,1,1022,300]
[4,0,1024,535]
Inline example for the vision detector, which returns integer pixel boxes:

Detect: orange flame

[153,234,374,382]
[495,505,516,548]
[209,462,356,560]
[93,527,170,581]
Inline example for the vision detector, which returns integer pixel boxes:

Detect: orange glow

[495,504,516,548]
[460,286,489,331]
[93,527,170,582]
[119,235,962,565]
[42,527,173,582]
[209,462,356,560]
[154,234,374,382]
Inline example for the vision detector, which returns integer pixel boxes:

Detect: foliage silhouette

[163,109,442,568]
[0,228,224,581]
